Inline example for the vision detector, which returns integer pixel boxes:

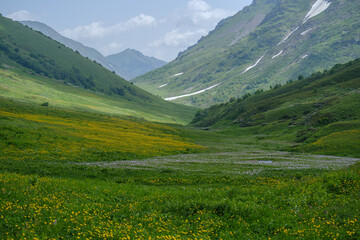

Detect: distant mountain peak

[20,21,166,81]
[20,20,116,73]
[106,49,167,80]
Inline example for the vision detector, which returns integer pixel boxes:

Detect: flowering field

[1,99,360,239]
[0,98,204,163]
[1,165,359,239]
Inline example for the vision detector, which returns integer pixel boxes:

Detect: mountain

[191,59,360,157]
[106,49,167,80]
[0,15,197,124]
[133,0,360,107]
[20,20,116,73]
[20,21,167,80]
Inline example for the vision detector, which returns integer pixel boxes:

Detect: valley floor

[0,97,360,239]
[1,127,360,239]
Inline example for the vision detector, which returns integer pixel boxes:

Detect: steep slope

[0,15,197,124]
[20,20,116,73]
[106,49,167,80]
[191,59,360,157]
[134,0,360,107]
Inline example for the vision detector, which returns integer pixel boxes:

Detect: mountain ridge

[20,21,167,80]
[106,48,167,80]
[20,20,117,73]
[133,0,360,107]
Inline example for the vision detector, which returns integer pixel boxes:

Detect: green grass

[0,13,360,239]
[1,97,360,239]
[1,156,359,239]
[191,59,360,158]
[0,97,204,164]
[0,15,198,125]
[298,128,360,157]
[0,67,197,124]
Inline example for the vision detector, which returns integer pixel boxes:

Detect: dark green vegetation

[134,0,360,107]
[0,15,197,124]
[106,49,167,80]
[192,59,360,158]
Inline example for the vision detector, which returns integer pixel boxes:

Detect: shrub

[41,102,49,107]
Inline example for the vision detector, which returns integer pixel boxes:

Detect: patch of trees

[110,85,138,97]
[0,39,96,90]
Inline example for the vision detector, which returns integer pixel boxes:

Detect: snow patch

[173,72,183,77]
[158,83,168,88]
[303,0,332,23]
[301,54,309,59]
[301,27,315,35]
[277,27,299,46]
[272,50,283,59]
[242,55,265,74]
[165,83,221,101]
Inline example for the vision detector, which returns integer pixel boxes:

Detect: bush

[41,102,49,107]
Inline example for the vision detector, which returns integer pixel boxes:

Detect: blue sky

[2,0,252,61]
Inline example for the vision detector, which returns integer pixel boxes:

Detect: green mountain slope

[20,21,167,81]
[106,49,167,80]
[134,0,360,107]
[0,15,197,124]
[20,20,117,73]
[191,59,360,157]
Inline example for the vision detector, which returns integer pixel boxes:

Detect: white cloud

[191,8,232,25]
[125,14,156,27]
[151,29,207,48]
[62,22,106,40]
[188,0,211,12]
[58,0,243,61]
[149,0,233,53]
[61,14,157,40]
[174,0,235,29]
[101,42,123,56]
[6,10,37,21]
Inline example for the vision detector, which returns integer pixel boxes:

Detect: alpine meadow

[1,0,360,239]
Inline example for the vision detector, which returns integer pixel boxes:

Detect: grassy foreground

[1,162,359,239]
[0,99,359,239]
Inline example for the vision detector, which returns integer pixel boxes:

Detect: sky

[1,0,252,61]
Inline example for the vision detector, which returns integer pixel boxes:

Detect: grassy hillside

[0,15,197,124]
[133,0,279,100]
[134,0,360,107]
[0,98,204,163]
[192,59,360,157]
[0,16,127,95]
[0,67,196,124]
